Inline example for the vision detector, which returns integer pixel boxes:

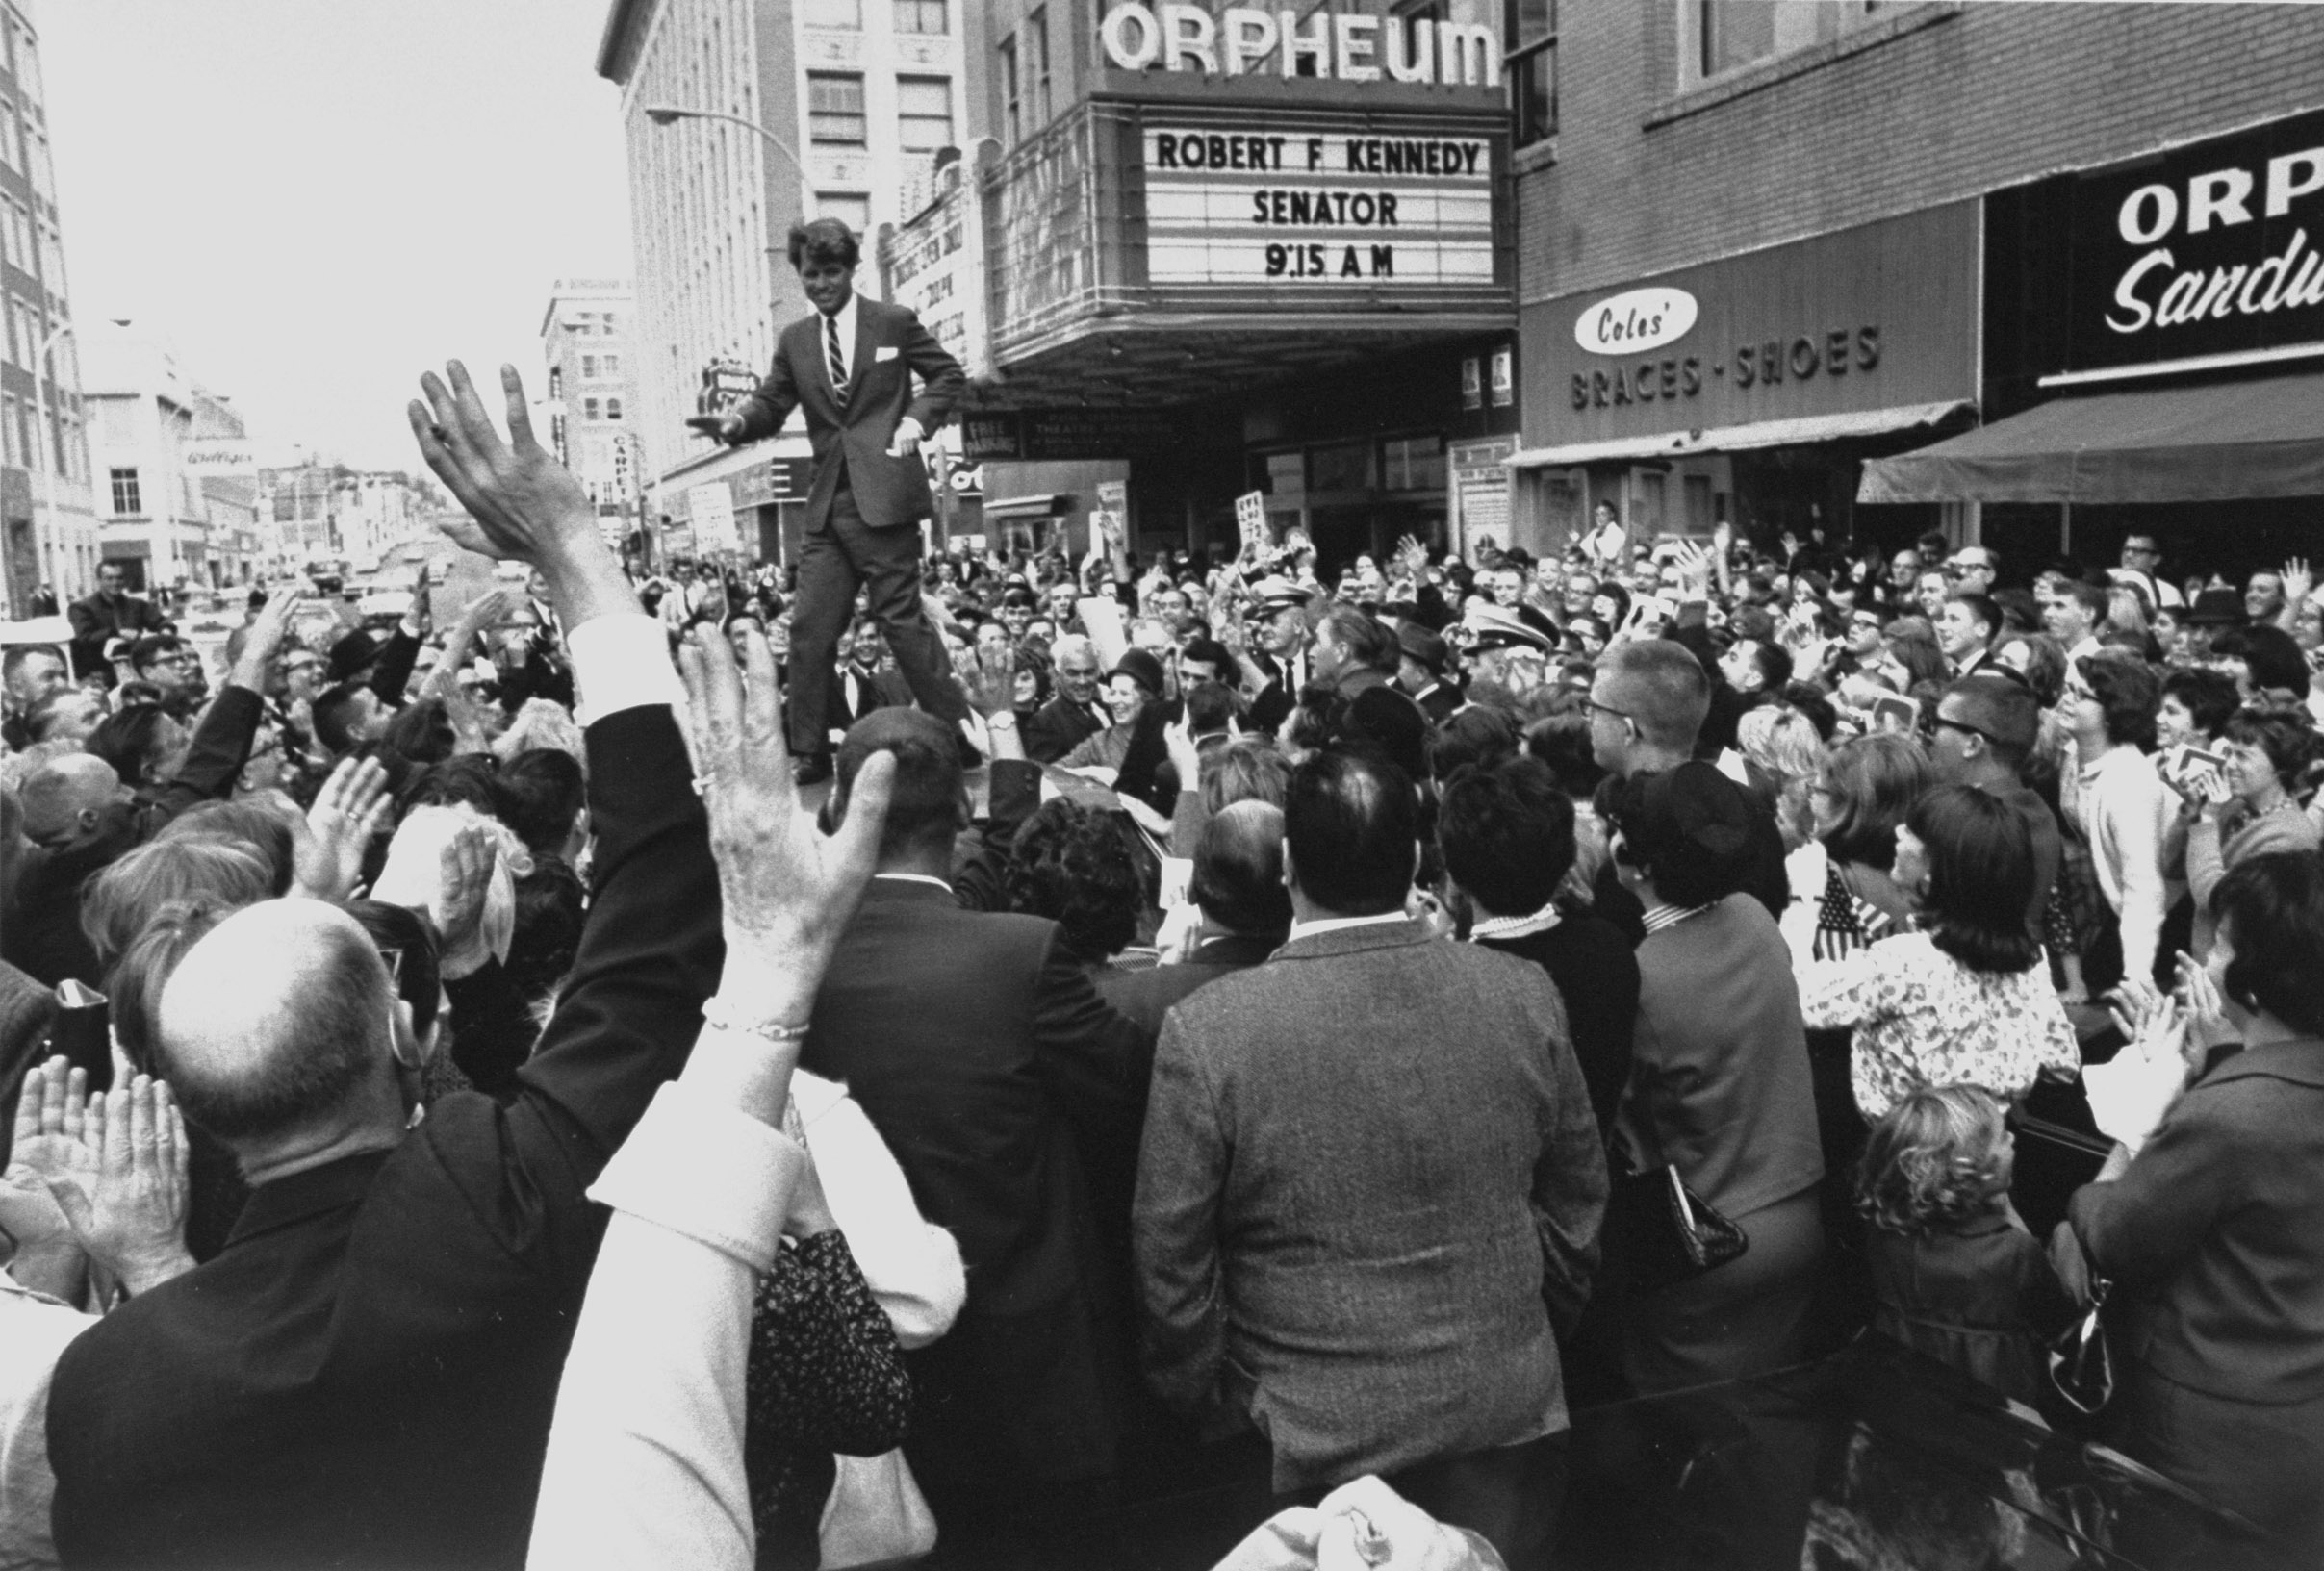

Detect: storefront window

[1685,0,1884,89]
[1309,442,1372,494]
[1382,436,1446,494]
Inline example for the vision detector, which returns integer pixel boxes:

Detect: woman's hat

[1109,648,1166,697]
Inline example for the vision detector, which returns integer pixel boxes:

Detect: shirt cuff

[566,612,685,726]
[589,1080,806,1274]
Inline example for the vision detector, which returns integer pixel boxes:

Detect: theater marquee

[1141,124,1494,285]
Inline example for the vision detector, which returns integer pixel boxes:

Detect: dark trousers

[786,469,965,755]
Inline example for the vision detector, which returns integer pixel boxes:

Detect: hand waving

[13,1055,88,1183]
[428,822,498,978]
[408,362,596,568]
[2283,556,2313,611]
[677,626,895,993]
[293,756,393,902]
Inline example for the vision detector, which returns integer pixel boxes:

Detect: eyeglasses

[1584,697,1637,733]
[1932,715,2004,747]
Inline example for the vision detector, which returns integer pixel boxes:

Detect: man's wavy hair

[1855,1084,2013,1237]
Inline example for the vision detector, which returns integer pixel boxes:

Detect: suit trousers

[786,467,965,756]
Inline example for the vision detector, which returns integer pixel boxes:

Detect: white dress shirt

[1285,909,1409,946]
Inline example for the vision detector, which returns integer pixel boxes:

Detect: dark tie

[825,314,849,403]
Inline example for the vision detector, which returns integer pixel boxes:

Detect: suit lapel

[849,300,880,416]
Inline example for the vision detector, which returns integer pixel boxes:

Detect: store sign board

[1572,288,1698,356]
[183,440,256,475]
[1521,202,1979,443]
[963,407,1187,462]
[1143,126,1493,286]
[1099,4,1500,87]
[2060,105,2324,375]
[730,459,809,509]
[689,484,738,553]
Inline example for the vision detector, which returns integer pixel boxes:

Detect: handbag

[818,1448,937,1570]
[1608,1161,1749,1295]
[2047,1277,2115,1415]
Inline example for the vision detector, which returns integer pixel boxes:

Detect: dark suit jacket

[1098,932,1279,1039]
[799,878,1150,1519]
[1476,912,1642,1136]
[1135,920,1608,1491]
[1023,694,1104,765]
[66,590,168,671]
[46,704,720,1571]
[731,296,964,529]
[827,661,912,734]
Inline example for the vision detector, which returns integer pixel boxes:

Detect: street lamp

[642,105,815,216]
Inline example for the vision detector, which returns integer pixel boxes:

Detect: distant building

[0,1,97,612]
[82,325,251,590]
[597,0,971,557]
[253,463,436,578]
[539,278,639,536]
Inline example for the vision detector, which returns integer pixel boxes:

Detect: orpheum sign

[2060,106,2324,377]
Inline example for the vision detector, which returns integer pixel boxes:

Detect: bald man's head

[152,900,396,1145]
[20,754,128,848]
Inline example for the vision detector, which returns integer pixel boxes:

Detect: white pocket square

[875,345,900,362]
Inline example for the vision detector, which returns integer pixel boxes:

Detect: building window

[1027,10,1052,125]
[895,0,947,34]
[999,38,1020,145]
[816,193,873,239]
[603,312,617,333]
[1684,0,1884,88]
[581,354,599,378]
[802,0,860,28]
[898,77,953,153]
[1509,0,1556,146]
[583,396,600,420]
[808,73,867,146]
[605,398,624,421]
[1381,436,1445,494]
[549,366,563,399]
[602,352,621,375]
[111,468,140,516]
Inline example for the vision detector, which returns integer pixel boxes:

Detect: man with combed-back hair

[1135,743,1606,1570]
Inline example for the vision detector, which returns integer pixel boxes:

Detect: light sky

[42,0,633,471]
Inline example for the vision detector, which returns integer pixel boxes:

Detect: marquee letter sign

[1100,3,1501,87]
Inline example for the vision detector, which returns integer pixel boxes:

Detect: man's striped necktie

[825,313,849,403]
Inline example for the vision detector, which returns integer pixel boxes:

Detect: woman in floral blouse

[1800,785,2081,1120]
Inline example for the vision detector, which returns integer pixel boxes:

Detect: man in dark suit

[1101,799,1290,1036]
[695,218,967,784]
[65,561,169,677]
[825,617,911,737]
[1395,621,1461,725]
[44,364,721,1570]
[1022,632,1107,763]
[1135,746,1607,1571]
[803,708,1151,1553]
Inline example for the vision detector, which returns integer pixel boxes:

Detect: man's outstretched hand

[685,413,746,444]
[409,362,635,630]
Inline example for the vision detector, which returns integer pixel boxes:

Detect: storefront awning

[1506,401,1971,470]
[1857,372,2324,505]
[981,493,1075,520]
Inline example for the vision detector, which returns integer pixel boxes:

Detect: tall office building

[0,0,95,613]
[540,278,639,537]
[597,0,973,545]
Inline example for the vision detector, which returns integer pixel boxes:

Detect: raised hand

[958,646,1016,719]
[677,625,895,1006]
[228,586,306,692]
[13,1056,88,1184]
[1164,716,1202,790]
[43,1074,194,1298]
[2283,557,2313,610]
[294,757,393,902]
[408,362,600,570]
[428,822,498,977]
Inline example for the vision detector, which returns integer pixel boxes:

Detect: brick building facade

[1510,1,2324,573]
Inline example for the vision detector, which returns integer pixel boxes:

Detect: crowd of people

[0,362,2318,1570]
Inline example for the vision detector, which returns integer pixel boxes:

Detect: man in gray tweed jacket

[1133,745,1606,1571]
